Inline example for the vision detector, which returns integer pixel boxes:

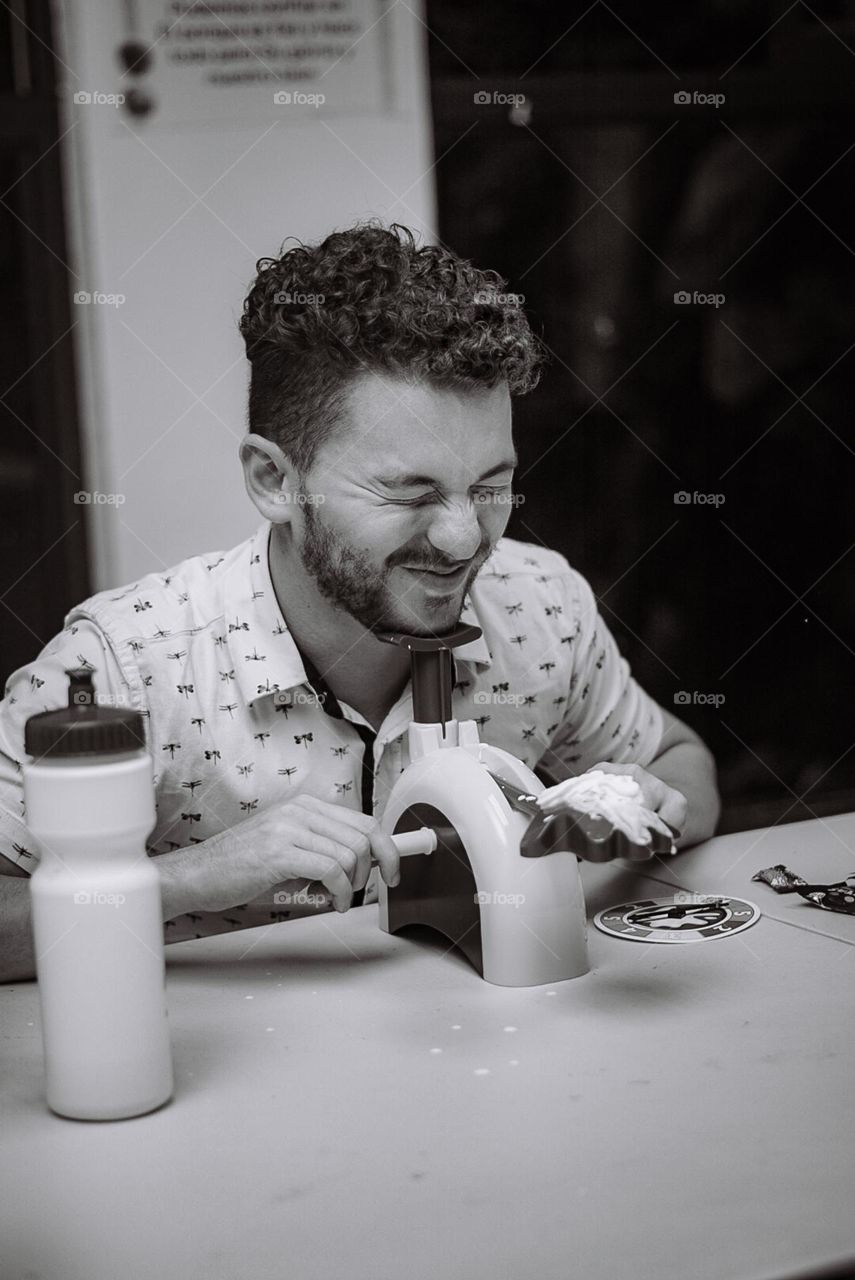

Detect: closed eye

[397,485,512,506]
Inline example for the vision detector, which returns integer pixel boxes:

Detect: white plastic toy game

[378,624,677,988]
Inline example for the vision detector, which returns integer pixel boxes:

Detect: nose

[425,496,488,563]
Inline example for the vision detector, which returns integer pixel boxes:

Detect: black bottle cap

[24,668,145,759]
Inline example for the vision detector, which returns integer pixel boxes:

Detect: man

[0,221,719,982]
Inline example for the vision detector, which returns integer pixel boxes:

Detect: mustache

[392,547,491,574]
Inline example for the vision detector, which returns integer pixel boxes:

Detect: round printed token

[593,894,760,943]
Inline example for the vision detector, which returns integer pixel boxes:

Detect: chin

[415,602,463,629]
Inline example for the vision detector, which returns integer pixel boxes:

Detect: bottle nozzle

[24,666,145,758]
[66,667,96,711]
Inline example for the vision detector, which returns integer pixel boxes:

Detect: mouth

[403,564,469,580]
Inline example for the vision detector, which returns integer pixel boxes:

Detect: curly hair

[238,219,547,476]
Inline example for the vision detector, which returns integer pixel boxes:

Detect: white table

[3,816,855,1280]
[638,810,855,945]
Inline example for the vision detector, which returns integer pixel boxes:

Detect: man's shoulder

[471,536,598,633]
[65,527,258,638]
[477,536,577,586]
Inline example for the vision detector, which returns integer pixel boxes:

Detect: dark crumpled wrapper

[752,864,855,916]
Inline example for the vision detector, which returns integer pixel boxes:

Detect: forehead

[327,373,514,477]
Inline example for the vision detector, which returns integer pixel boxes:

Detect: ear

[239,433,303,523]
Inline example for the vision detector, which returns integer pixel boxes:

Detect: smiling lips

[404,564,468,576]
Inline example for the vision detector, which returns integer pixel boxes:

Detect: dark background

[0,2,89,707]
[427,0,855,832]
[2,1,854,833]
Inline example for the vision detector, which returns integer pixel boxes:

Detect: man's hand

[157,776,402,918]
[589,761,688,836]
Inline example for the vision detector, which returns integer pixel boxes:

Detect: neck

[267,524,412,704]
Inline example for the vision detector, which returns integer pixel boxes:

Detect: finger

[298,809,372,890]
[285,829,359,911]
[295,796,401,887]
[623,771,686,833]
[312,857,355,912]
[658,787,688,834]
[368,828,402,888]
[295,792,374,830]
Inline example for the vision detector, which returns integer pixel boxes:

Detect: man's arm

[0,781,402,982]
[0,824,330,984]
[0,829,320,984]
[0,842,195,984]
[643,705,720,847]
[0,824,290,983]
[0,861,36,983]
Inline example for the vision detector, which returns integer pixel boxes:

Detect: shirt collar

[224,520,493,709]
[222,521,308,709]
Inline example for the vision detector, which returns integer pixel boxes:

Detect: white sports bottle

[23,666,173,1120]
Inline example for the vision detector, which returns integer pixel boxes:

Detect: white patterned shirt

[0,520,663,942]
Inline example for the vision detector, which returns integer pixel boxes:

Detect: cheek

[348,507,415,561]
[372,505,426,546]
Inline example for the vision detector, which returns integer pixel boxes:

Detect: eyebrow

[376,453,519,488]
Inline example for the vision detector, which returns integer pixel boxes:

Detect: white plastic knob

[389,827,437,858]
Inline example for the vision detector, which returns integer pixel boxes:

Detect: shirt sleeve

[535,564,664,783]
[0,618,133,872]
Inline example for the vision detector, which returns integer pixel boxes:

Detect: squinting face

[293,373,516,637]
